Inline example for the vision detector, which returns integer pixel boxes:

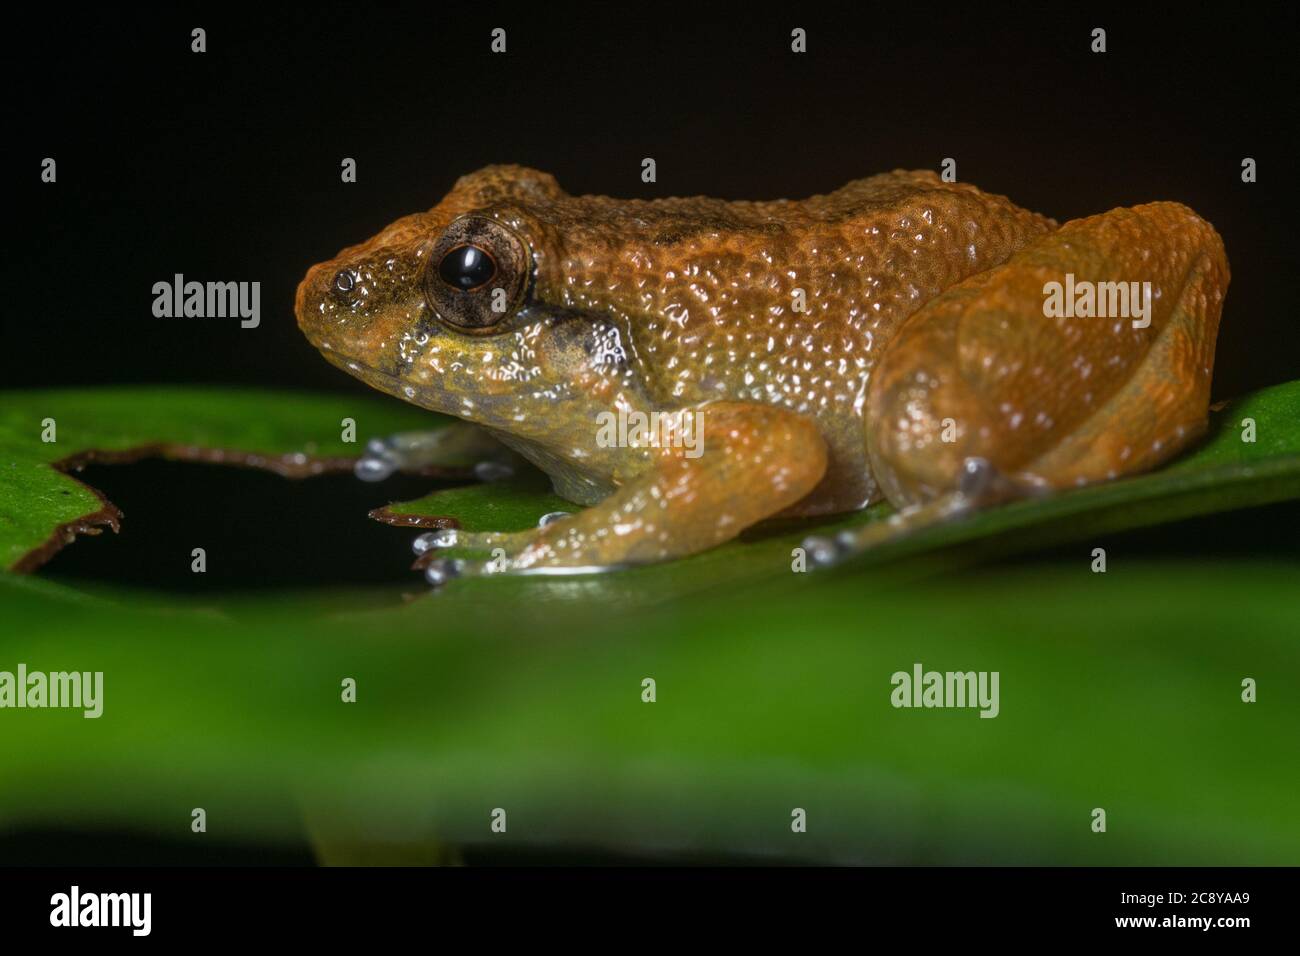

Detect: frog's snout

[293,261,330,347]
[294,249,435,398]
[294,257,384,357]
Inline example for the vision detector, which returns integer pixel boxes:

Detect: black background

[2,2,1298,591]
[4,4,1297,400]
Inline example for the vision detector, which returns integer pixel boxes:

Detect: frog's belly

[686,362,885,517]
[630,309,903,516]
[778,411,880,518]
[494,407,877,516]
[488,429,621,506]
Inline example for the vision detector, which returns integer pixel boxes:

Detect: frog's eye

[437,244,496,292]
[424,216,530,333]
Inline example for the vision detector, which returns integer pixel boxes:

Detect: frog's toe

[422,556,466,588]
[356,429,508,480]
[801,534,847,568]
[412,528,460,554]
[537,511,572,527]
[356,432,442,481]
[355,448,398,482]
[421,552,517,587]
[413,528,525,555]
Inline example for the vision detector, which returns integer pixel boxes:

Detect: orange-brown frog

[296,166,1228,583]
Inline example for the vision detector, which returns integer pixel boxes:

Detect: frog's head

[296,165,637,436]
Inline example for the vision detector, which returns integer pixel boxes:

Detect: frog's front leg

[420,402,828,582]
[354,421,520,482]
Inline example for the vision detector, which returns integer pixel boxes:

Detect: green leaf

[1,381,1298,864]
[370,471,574,532]
[0,387,444,572]
[0,560,1296,864]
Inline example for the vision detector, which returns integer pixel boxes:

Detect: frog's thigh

[865,202,1229,508]
[511,402,829,570]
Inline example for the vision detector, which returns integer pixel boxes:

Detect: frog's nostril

[332,269,356,294]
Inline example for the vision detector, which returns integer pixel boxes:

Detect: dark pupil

[439,245,496,291]
[333,270,355,293]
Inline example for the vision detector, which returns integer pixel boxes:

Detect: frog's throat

[314,343,517,426]
[315,348,472,420]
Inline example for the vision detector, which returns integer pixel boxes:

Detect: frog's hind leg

[815,201,1229,564]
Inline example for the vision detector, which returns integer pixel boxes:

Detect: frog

[295,165,1228,583]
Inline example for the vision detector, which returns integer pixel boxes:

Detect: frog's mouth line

[317,348,422,403]
[316,346,517,425]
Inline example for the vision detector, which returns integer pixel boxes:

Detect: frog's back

[518,168,1055,420]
